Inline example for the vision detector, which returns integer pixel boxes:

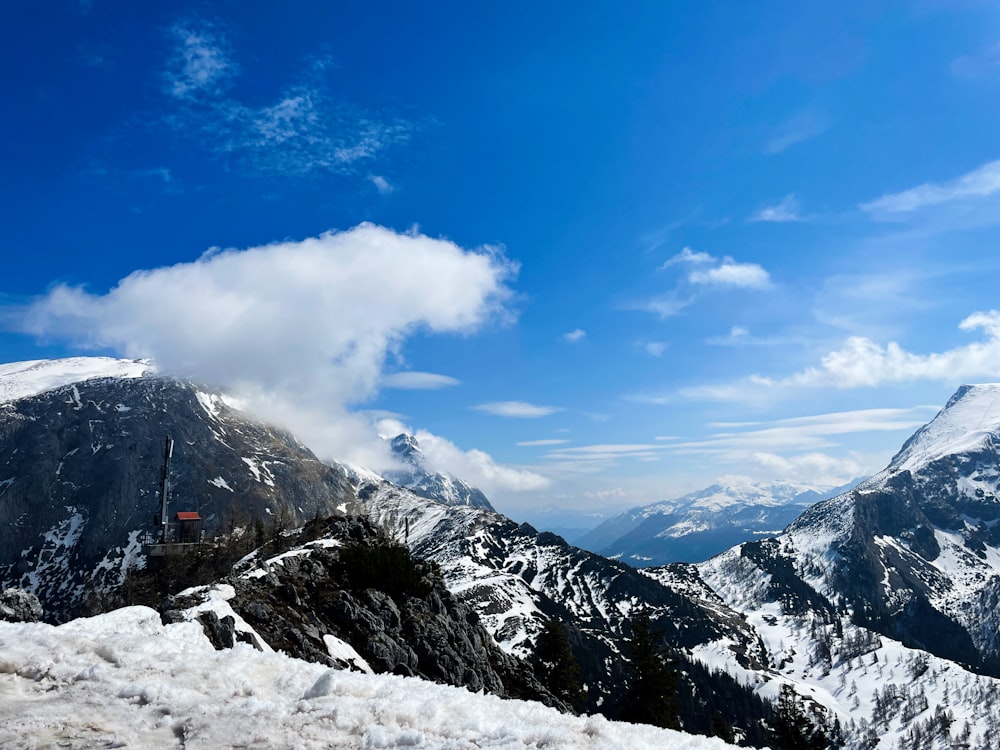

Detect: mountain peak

[890,383,1000,473]
[383,433,494,511]
[389,433,424,465]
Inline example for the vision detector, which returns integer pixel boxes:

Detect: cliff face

[163,516,565,709]
[0,373,358,621]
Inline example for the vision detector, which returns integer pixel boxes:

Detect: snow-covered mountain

[698,384,1000,674]
[672,383,1000,748]
[0,358,359,620]
[383,432,494,510]
[577,478,853,565]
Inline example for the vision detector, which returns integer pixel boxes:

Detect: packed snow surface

[0,607,738,749]
[0,357,152,404]
[891,383,1000,472]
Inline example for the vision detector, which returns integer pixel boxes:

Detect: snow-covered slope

[0,356,153,403]
[577,478,846,565]
[0,606,738,750]
[891,383,1000,472]
[651,561,1000,750]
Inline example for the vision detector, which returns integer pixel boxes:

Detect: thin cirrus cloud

[13,223,515,470]
[472,401,562,418]
[660,407,937,454]
[516,439,570,447]
[681,310,1000,401]
[749,194,801,223]
[763,110,828,155]
[381,372,461,390]
[655,406,937,485]
[860,159,1000,217]
[164,18,237,99]
[951,41,1000,79]
[161,18,413,177]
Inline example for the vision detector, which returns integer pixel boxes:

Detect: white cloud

[861,159,1000,216]
[638,249,773,316]
[369,175,394,194]
[377,418,550,493]
[682,311,1000,401]
[472,401,562,418]
[516,439,570,447]
[763,110,828,155]
[17,223,514,467]
[164,19,237,100]
[749,451,867,486]
[749,194,801,223]
[381,372,460,390]
[660,247,772,289]
[688,261,772,289]
[644,341,668,357]
[562,328,586,343]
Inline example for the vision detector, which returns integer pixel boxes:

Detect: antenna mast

[158,436,174,541]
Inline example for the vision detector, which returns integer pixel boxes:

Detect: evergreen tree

[772,684,828,750]
[709,711,735,743]
[532,619,586,711]
[621,611,680,729]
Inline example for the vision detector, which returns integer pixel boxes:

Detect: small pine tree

[621,611,680,729]
[532,619,586,711]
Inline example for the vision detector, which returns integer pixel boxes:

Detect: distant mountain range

[576,478,860,565]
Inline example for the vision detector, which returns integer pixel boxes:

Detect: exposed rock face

[0,372,359,621]
[384,433,494,510]
[0,588,43,622]
[166,517,565,710]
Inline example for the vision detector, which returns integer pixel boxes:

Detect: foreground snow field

[0,607,739,749]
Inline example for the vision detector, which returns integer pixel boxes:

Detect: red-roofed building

[175,511,202,543]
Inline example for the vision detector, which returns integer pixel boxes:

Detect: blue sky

[5,1,1000,518]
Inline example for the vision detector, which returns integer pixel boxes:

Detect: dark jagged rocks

[163,516,567,711]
